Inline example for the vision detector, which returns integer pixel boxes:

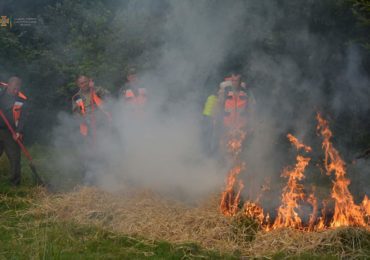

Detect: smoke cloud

[46,0,370,207]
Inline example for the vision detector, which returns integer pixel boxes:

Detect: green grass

[0,216,231,259]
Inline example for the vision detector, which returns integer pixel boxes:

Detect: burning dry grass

[27,186,370,258]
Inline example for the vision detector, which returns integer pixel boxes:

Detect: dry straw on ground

[28,187,370,258]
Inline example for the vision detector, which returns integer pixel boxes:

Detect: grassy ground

[0,183,344,259]
[0,183,236,259]
[0,148,236,259]
[0,145,367,259]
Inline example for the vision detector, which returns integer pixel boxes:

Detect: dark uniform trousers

[0,129,21,185]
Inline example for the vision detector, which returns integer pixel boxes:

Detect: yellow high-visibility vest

[202,95,218,117]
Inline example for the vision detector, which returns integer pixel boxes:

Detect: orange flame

[220,164,245,216]
[307,191,318,231]
[244,201,266,225]
[226,130,246,158]
[362,195,370,224]
[220,130,246,216]
[287,133,312,153]
[219,113,369,232]
[273,155,310,229]
[316,199,328,230]
[316,113,366,227]
[272,134,311,229]
[362,195,370,214]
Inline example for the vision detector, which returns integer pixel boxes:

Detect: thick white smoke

[48,0,370,206]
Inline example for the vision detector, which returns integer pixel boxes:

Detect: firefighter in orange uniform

[0,76,28,185]
[120,68,147,109]
[72,75,111,140]
[72,75,111,184]
[220,72,252,131]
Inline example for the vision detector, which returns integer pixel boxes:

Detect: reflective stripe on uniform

[13,92,27,126]
[124,88,147,106]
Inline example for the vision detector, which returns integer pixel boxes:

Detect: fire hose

[0,82,45,185]
[0,110,44,186]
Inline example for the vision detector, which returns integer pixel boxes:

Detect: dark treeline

[0,0,369,154]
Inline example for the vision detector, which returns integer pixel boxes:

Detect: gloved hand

[13,132,23,142]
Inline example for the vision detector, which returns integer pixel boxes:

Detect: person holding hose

[0,76,28,186]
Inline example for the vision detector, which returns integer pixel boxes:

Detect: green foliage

[1,0,370,147]
[1,0,165,142]
[351,0,370,29]
[0,0,369,190]
[349,0,370,69]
